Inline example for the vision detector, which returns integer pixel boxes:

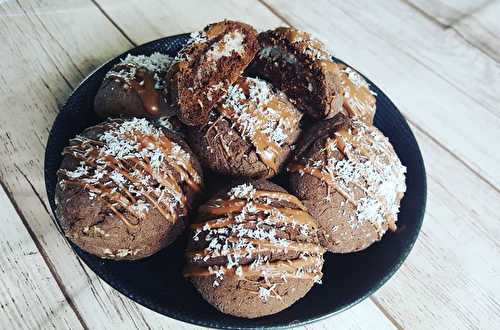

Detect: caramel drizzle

[185,187,324,282]
[337,65,375,123]
[133,132,201,193]
[59,122,201,228]
[216,78,300,172]
[61,144,175,227]
[289,127,399,231]
[108,66,162,116]
[253,190,306,210]
[218,105,280,171]
[186,237,325,260]
[197,189,306,214]
[195,201,317,229]
[287,163,358,206]
[184,255,323,280]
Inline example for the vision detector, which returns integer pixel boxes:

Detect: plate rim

[44,33,427,329]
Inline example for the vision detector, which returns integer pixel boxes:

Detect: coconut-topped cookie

[168,20,259,126]
[184,180,325,318]
[335,63,377,124]
[55,118,203,260]
[94,52,175,118]
[249,27,344,120]
[288,116,406,253]
[188,76,302,179]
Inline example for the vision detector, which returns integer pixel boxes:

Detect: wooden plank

[0,0,193,328]
[374,123,500,328]
[0,184,83,329]
[94,0,283,43]
[405,0,491,26]
[453,0,500,61]
[261,0,500,189]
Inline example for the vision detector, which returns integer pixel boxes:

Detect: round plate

[44,34,426,329]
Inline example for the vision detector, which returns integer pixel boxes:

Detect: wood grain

[375,123,500,328]
[0,184,83,329]
[1,0,500,328]
[405,0,491,25]
[0,0,191,328]
[259,1,500,327]
[261,0,500,189]
[95,0,283,43]
[453,0,500,61]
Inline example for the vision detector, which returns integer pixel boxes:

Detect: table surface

[1,0,499,329]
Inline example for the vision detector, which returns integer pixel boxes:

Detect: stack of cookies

[56,20,406,318]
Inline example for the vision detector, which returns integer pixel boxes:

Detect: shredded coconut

[206,30,245,60]
[105,52,173,89]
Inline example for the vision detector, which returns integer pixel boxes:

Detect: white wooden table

[1,0,499,329]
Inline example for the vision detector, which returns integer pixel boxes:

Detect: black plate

[44,34,426,329]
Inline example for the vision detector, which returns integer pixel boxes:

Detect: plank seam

[14,164,53,220]
[90,0,137,47]
[399,0,449,28]
[370,296,404,330]
[400,0,499,63]
[257,0,292,27]
[448,26,499,63]
[260,0,499,191]
[334,3,500,120]
[406,118,500,194]
[13,0,74,90]
[442,0,495,26]
[0,178,89,330]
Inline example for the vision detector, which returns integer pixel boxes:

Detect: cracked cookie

[167,20,259,126]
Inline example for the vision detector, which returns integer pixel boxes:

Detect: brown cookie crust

[55,118,203,260]
[94,53,175,119]
[188,77,302,179]
[191,274,315,319]
[249,27,343,120]
[168,20,259,126]
[288,116,406,253]
[184,180,325,318]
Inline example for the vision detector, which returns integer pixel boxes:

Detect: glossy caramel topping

[335,63,376,124]
[105,53,173,116]
[196,200,317,228]
[58,118,201,228]
[184,255,323,281]
[216,77,301,172]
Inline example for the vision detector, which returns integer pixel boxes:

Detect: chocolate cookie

[184,180,325,318]
[55,118,203,260]
[188,76,302,179]
[94,53,175,119]
[249,27,344,120]
[288,116,406,253]
[335,63,377,124]
[168,20,259,126]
